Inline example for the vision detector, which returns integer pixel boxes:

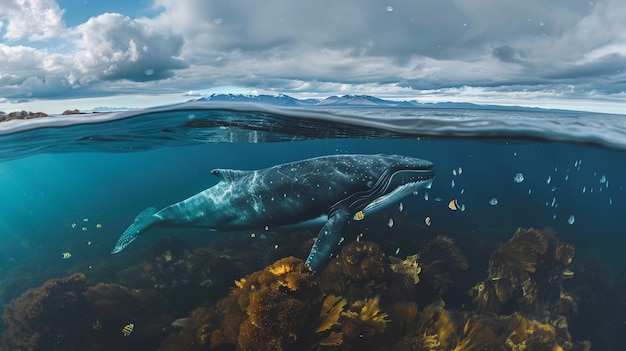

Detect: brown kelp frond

[314,295,346,333]
[345,295,390,332]
[389,254,422,285]
[451,316,504,351]
[418,236,469,294]
[414,303,457,351]
[489,228,549,284]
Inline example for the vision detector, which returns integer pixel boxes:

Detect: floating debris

[395,247,400,255]
[458,167,463,175]
[424,216,431,226]
[489,198,498,206]
[81,227,87,231]
[610,198,613,205]
[567,215,575,225]
[274,244,279,249]
[387,218,394,228]
[434,197,442,202]
[582,186,586,193]
[460,188,465,194]
[546,176,551,184]
[83,218,88,222]
[528,189,532,194]
[452,169,457,176]
[513,173,524,183]
[71,223,76,229]
[122,323,134,337]
[61,252,71,259]
[565,174,569,181]
[96,223,102,228]
[87,241,92,246]
[600,175,607,183]
[424,192,429,201]
[551,186,557,192]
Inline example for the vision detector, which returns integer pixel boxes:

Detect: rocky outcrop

[0,110,48,122]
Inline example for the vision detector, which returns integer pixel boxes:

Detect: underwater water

[0,103,625,350]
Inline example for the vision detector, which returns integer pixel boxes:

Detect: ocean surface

[0,103,625,350]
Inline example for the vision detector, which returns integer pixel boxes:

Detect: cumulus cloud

[0,0,65,40]
[72,13,187,82]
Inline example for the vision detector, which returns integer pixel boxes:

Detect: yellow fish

[122,323,134,336]
[424,216,431,226]
[448,199,460,211]
[354,211,364,220]
[61,252,71,259]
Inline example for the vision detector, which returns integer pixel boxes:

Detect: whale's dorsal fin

[210,169,250,182]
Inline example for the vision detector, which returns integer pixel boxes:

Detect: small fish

[82,227,88,231]
[489,198,498,206]
[567,215,575,225]
[448,199,460,211]
[424,216,431,226]
[451,179,455,188]
[354,210,365,220]
[61,252,72,259]
[122,323,134,337]
[96,223,102,228]
[513,173,524,183]
[458,167,463,175]
[452,169,457,176]
[387,218,394,228]
[71,223,76,228]
[398,202,403,212]
[83,218,89,222]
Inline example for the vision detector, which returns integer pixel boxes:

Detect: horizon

[1,1,625,115]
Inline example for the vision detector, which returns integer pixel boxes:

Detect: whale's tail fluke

[111,207,159,254]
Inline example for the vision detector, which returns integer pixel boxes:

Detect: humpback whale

[111,154,435,273]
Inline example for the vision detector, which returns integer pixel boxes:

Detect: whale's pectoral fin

[305,207,352,274]
[111,207,159,254]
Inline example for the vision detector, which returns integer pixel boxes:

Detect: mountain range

[190,93,566,112]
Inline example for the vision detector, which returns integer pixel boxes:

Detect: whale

[111,154,435,273]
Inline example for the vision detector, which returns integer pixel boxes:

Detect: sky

[0,0,625,114]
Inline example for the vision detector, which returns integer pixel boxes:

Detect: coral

[1,273,172,351]
[1,273,91,350]
[389,254,421,285]
[472,228,576,318]
[317,241,389,300]
[417,236,469,296]
[164,257,325,351]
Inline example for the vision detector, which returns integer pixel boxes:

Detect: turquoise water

[0,104,625,350]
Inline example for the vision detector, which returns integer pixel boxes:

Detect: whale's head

[349,154,435,220]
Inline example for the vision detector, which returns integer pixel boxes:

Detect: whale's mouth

[351,168,435,220]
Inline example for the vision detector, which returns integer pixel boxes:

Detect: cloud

[0,0,625,113]
[72,13,187,82]
[0,0,65,40]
